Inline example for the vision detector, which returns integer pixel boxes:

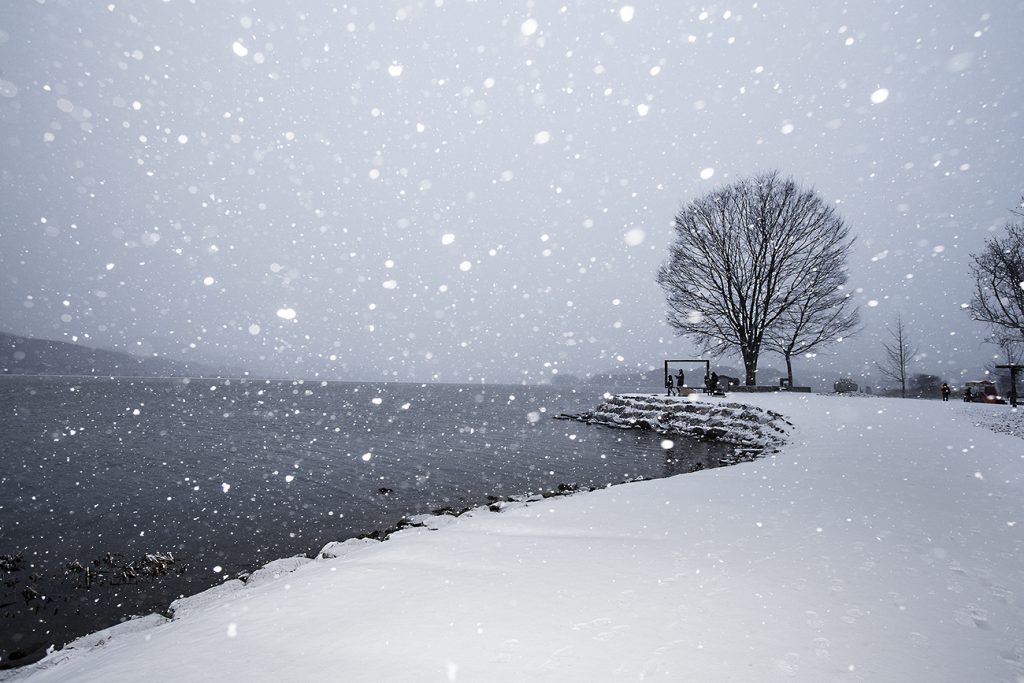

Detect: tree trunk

[742,349,758,386]
[785,354,794,387]
[900,347,907,398]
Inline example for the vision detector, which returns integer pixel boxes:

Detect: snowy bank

[4,393,1024,682]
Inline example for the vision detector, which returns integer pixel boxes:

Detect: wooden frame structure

[995,363,1022,407]
[663,359,710,389]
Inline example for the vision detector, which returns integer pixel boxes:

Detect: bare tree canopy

[764,258,860,386]
[656,171,856,385]
[969,201,1024,340]
[876,315,917,398]
[990,329,1023,366]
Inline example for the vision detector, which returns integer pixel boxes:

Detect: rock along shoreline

[555,392,792,456]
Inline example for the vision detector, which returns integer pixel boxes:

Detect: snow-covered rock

[558,393,791,448]
[241,555,312,588]
[317,538,380,560]
[168,579,246,620]
[7,614,169,678]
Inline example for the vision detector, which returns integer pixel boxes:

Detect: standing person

[941,383,951,401]
[710,371,719,394]
[963,386,973,402]
[666,373,675,397]
[703,373,712,395]
[675,369,685,393]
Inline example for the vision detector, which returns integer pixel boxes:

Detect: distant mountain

[0,332,226,378]
[548,366,663,391]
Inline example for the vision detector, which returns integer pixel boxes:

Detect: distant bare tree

[969,199,1024,340]
[764,262,860,387]
[909,373,943,399]
[989,328,1024,366]
[657,171,856,385]
[876,316,918,398]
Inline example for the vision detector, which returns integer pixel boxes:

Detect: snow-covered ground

[5,393,1023,682]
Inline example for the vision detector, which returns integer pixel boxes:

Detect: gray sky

[2,0,1023,385]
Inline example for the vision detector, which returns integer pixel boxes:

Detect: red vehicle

[963,380,1007,404]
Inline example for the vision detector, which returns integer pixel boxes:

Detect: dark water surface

[0,376,730,667]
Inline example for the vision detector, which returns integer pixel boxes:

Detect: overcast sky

[2,0,1023,385]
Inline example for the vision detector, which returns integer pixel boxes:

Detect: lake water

[0,376,731,668]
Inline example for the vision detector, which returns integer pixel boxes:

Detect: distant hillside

[0,332,224,378]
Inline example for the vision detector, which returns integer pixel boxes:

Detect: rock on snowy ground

[3,393,1023,682]
[556,393,792,449]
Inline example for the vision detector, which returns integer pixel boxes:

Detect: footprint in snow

[953,605,990,630]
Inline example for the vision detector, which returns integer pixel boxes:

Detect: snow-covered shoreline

[5,393,1024,682]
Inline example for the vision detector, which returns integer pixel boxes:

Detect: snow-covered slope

[5,394,1023,682]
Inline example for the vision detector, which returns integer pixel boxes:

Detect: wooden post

[996,364,1021,407]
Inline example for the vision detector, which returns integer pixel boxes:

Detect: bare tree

[909,373,944,399]
[969,199,1024,340]
[657,171,856,385]
[876,316,917,398]
[764,261,860,387]
[989,328,1024,366]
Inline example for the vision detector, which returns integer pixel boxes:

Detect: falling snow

[2,0,1024,676]
[9,393,1023,680]
[870,87,890,104]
